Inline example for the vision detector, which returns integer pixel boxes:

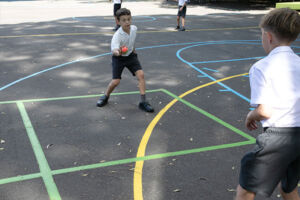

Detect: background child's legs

[114,16,118,27]
[235,185,255,200]
[135,70,145,95]
[280,185,300,200]
[181,17,185,28]
[105,79,120,97]
[177,16,180,27]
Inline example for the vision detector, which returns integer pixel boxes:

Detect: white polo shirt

[113,0,121,4]
[178,0,188,6]
[111,25,137,57]
[249,46,300,127]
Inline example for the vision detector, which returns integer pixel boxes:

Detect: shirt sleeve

[111,33,120,52]
[249,65,271,107]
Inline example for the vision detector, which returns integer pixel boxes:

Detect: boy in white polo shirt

[97,8,154,113]
[235,8,300,200]
[176,0,188,31]
[110,0,122,31]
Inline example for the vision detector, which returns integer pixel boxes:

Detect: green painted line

[0,140,255,184]
[0,173,41,185]
[0,87,256,188]
[52,141,254,176]
[161,89,256,142]
[0,89,162,105]
[276,2,300,10]
[17,102,61,200]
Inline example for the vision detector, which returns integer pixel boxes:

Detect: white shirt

[111,25,137,56]
[113,0,121,4]
[178,0,188,6]
[249,46,300,127]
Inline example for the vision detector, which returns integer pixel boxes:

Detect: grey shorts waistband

[263,127,300,134]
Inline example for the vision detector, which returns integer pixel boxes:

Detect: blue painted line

[0,53,111,91]
[202,67,219,72]
[197,75,207,78]
[0,40,261,92]
[1,40,298,92]
[176,43,252,103]
[249,108,255,111]
[219,89,230,92]
[243,75,249,77]
[192,56,264,64]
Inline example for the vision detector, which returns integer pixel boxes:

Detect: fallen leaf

[199,177,208,181]
[227,189,236,192]
[173,189,181,192]
[46,144,54,149]
[0,139,5,144]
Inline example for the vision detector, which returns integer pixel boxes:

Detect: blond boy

[235,8,300,200]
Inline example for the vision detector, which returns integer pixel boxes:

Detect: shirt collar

[269,46,293,56]
[119,26,130,35]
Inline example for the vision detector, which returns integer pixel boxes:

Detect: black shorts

[113,3,121,16]
[177,6,186,18]
[239,127,300,197]
[112,52,142,79]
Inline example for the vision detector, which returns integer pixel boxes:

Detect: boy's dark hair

[116,8,131,21]
[260,8,300,43]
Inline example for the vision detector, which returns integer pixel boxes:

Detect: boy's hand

[112,49,121,56]
[245,111,258,131]
[245,104,272,131]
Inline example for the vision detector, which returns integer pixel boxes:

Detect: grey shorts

[239,127,300,197]
[113,3,121,16]
[112,52,142,79]
[177,6,186,18]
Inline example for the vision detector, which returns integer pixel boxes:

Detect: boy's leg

[106,79,120,96]
[280,186,300,200]
[235,185,255,200]
[181,17,185,30]
[135,70,154,112]
[135,70,145,95]
[97,79,120,107]
[176,16,180,29]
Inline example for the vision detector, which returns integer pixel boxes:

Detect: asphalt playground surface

[0,1,300,200]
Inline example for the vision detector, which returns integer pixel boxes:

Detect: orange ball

[121,46,128,53]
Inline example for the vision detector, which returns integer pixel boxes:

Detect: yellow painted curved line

[133,73,248,200]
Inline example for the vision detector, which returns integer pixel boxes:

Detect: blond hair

[260,8,300,42]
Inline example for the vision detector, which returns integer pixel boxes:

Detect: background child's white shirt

[178,0,188,6]
[113,0,121,4]
[111,25,137,56]
[249,46,300,127]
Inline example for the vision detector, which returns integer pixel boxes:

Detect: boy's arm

[111,33,121,56]
[180,1,187,10]
[245,104,272,130]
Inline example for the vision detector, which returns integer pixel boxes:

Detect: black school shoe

[97,95,108,107]
[139,102,154,113]
[179,27,185,31]
[175,25,180,30]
